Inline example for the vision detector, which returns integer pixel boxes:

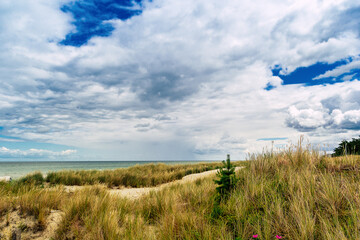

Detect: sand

[0,209,63,240]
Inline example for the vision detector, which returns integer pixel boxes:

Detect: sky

[0,0,360,161]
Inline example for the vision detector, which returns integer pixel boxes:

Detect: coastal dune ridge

[0,161,245,239]
[2,143,360,239]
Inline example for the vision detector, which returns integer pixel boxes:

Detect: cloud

[134,122,160,132]
[0,146,77,158]
[193,134,247,156]
[0,137,24,142]
[286,82,360,132]
[313,57,360,80]
[0,0,359,160]
[286,106,331,131]
[331,109,360,129]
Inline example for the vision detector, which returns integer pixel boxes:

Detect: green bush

[333,136,360,156]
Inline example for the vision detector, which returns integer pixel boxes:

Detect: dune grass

[216,144,360,240]
[2,146,360,239]
[54,177,226,239]
[53,143,360,239]
[44,162,241,187]
[0,161,244,237]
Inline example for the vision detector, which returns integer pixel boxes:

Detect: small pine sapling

[211,154,237,219]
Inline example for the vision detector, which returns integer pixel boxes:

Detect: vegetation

[18,172,44,185]
[214,154,237,200]
[212,154,237,219]
[2,145,360,239]
[333,136,360,156]
[45,162,237,187]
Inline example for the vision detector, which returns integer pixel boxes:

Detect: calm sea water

[0,161,207,179]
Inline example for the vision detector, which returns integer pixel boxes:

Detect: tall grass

[0,161,245,238]
[216,142,360,239]
[3,145,360,239]
[54,178,229,240]
[16,187,66,229]
[0,172,49,218]
[0,185,12,216]
[53,143,360,239]
[45,162,238,187]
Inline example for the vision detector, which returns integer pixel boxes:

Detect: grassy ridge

[1,162,237,237]
[2,148,360,239]
[217,149,360,239]
[53,146,360,239]
[44,162,244,187]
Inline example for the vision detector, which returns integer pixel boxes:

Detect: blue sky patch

[60,0,143,46]
[0,135,23,141]
[0,136,76,152]
[272,57,360,86]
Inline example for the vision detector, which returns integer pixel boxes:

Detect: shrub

[333,136,360,156]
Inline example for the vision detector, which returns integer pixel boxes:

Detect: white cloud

[314,58,360,80]
[287,106,330,130]
[285,81,360,132]
[0,146,77,158]
[332,109,360,126]
[0,0,359,160]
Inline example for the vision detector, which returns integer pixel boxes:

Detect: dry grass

[45,162,242,187]
[2,148,360,239]
[54,177,229,239]
[0,162,245,239]
[219,143,360,240]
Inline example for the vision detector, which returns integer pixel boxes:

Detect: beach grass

[44,162,244,187]
[1,146,360,239]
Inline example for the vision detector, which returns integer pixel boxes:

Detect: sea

[0,161,208,179]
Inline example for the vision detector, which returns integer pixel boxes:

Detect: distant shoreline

[0,160,222,163]
[0,160,227,179]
